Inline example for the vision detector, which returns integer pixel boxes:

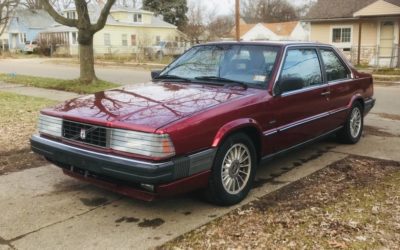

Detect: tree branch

[0,0,20,37]
[91,0,116,32]
[40,0,78,27]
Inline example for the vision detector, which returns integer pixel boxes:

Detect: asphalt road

[0,58,152,85]
[0,63,399,249]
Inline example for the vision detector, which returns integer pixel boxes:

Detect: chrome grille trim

[62,120,108,148]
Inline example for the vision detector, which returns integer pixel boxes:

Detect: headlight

[110,129,176,158]
[38,114,62,137]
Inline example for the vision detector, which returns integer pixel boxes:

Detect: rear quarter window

[280,48,323,89]
[320,49,350,82]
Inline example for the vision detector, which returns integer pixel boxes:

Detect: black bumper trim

[31,135,216,184]
[364,98,376,115]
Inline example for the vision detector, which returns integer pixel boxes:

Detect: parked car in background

[23,40,38,53]
[146,41,186,59]
[31,41,375,206]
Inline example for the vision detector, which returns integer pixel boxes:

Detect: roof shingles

[304,0,400,20]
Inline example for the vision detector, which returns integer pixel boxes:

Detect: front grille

[62,120,108,147]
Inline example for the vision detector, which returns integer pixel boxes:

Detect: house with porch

[40,4,187,56]
[0,9,54,52]
[305,0,400,67]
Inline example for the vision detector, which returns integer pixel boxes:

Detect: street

[0,58,152,85]
[0,58,399,249]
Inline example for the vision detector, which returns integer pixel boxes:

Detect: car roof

[196,40,333,48]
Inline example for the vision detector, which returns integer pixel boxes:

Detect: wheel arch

[349,94,365,111]
[212,119,263,162]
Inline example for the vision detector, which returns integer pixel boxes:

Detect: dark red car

[31,41,375,205]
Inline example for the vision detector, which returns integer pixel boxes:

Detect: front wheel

[337,102,364,144]
[204,133,257,206]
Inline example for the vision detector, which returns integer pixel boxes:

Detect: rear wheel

[337,102,364,144]
[204,133,257,206]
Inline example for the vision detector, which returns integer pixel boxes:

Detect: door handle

[321,91,331,96]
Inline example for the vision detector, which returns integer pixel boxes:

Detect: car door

[319,48,354,127]
[269,47,332,152]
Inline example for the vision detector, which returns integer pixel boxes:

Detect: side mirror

[151,70,162,80]
[275,77,304,96]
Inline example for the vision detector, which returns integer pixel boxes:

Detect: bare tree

[295,0,317,18]
[0,0,20,38]
[24,0,74,11]
[183,1,206,44]
[241,0,298,23]
[207,15,235,41]
[41,0,116,83]
[115,0,141,8]
[24,0,43,9]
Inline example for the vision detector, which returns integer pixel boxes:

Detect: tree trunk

[79,32,96,83]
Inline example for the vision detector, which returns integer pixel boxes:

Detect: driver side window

[280,48,323,93]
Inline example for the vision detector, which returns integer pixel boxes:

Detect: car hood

[44,82,252,132]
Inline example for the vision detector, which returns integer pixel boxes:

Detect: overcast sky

[188,0,311,15]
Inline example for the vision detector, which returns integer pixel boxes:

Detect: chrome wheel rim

[221,143,251,195]
[350,108,362,138]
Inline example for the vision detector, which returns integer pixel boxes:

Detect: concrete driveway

[0,58,152,85]
[0,84,399,249]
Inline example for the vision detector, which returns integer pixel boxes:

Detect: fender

[348,93,364,109]
[212,118,263,147]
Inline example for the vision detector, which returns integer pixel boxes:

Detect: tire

[204,133,257,206]
[337,102,364,144]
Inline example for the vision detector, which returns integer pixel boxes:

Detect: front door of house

[11,34,18,49]
[379,21,395,58]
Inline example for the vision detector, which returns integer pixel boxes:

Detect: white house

[237,21,310,41]
[39,3,187,56]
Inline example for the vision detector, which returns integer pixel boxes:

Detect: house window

[131,34,137,46]
[71,32,78,44]
[133,14,142,23]
[19,33,27,43]
[332,27,351,43]
[66,11,76,19]
[156,36,161,43]
[121,34,128,46]
[104,33,111,46]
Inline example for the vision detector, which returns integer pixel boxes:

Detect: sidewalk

[45,57,168,69]
[0,82,79,101]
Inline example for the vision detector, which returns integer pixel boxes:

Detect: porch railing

[344,45,400,68]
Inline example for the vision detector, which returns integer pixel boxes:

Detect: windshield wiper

[195,76,248,89]
[154,74,191,82]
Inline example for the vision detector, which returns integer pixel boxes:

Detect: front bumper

[31,135,216,198]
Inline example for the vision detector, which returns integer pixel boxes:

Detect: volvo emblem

[80,128,87,140]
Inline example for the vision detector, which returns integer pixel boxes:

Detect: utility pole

[235,0,240,41]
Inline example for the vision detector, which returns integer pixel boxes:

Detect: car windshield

[159,44,280,87]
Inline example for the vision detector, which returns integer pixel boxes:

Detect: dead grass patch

[0,149,47,175]
[0,92,56,174]
[164,156,400,249]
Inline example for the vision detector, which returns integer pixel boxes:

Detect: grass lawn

[373,68,400,75]
[165,156,400,249]
[0,74,120,94]
[0,92,56,174]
